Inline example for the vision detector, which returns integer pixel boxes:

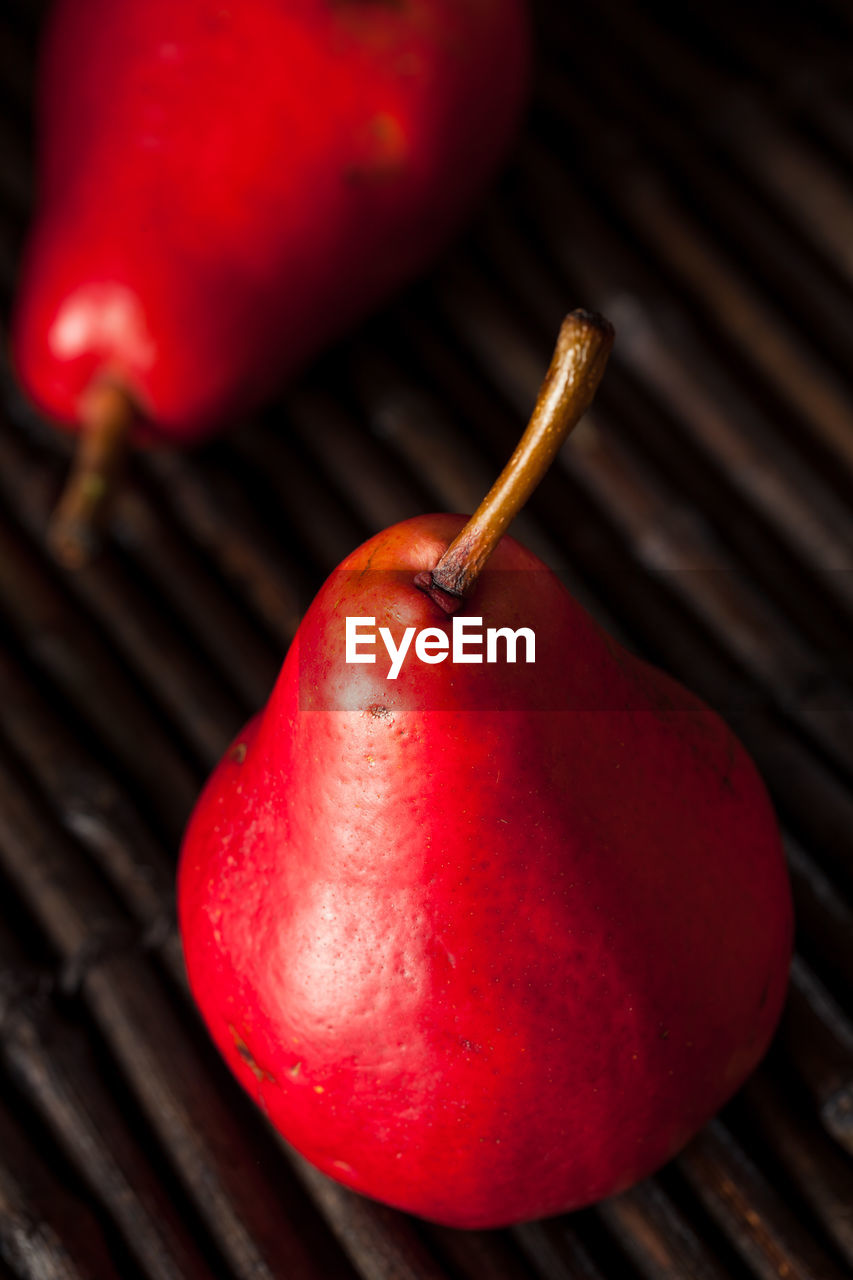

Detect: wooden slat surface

[0,1,852,1277]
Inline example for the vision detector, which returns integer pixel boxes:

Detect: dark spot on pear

[229,1024,275,1082]
[368,704,393,721]
[358,545,380,579]
[720,733,737,794]
[659,1028,669,1041]
[230,742,247,764]
[332,0,402,8]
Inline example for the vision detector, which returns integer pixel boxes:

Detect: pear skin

[12,0,528,443]
[179,513,793,1228]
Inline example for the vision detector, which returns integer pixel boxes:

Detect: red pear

[178,313,793,1229]
[11,0,529,562]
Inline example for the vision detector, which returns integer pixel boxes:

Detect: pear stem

[415,309,614,612]
[47,380,136,570]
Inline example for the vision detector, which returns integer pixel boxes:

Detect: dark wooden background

[0,0,852,1276]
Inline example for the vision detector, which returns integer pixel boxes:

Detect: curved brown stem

[47,381,136,570]
[415,309,614,612]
